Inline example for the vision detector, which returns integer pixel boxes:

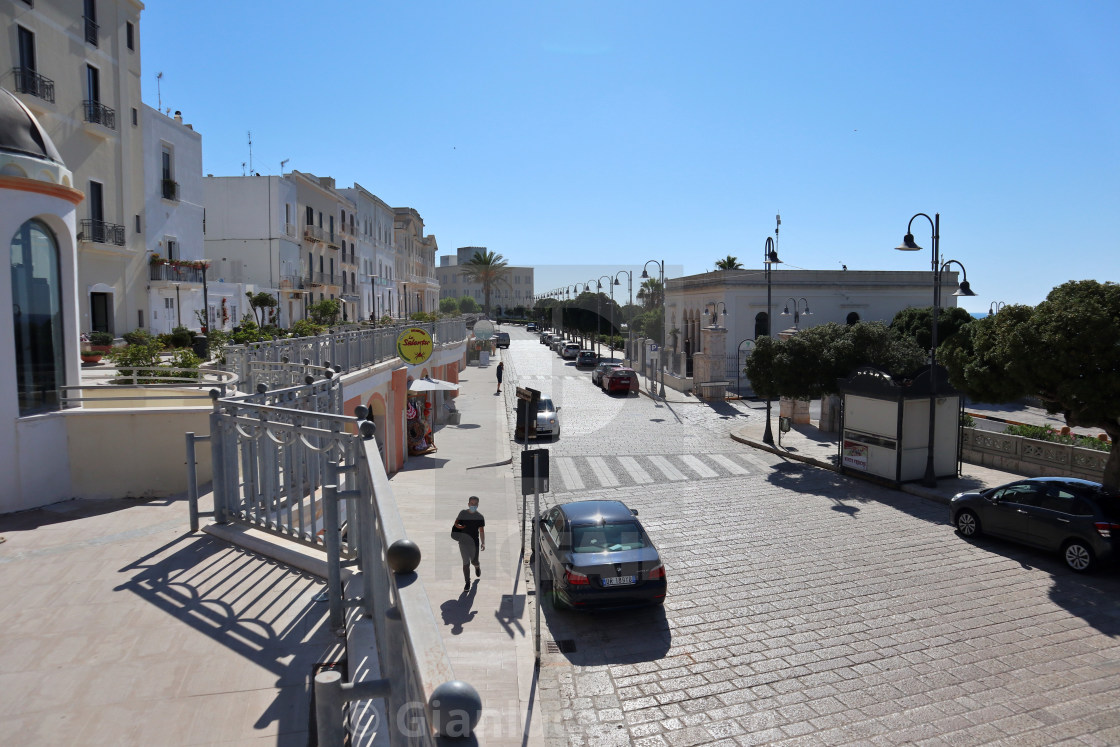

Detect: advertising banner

[397,327,433,365]
[842,440,869,471]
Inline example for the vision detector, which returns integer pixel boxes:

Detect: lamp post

[612,270,632,361]
[762,236,781,444]
[736,338,755,399]
[172,282,182,329]
[705,301,727,328]
[988,301,1006,316]
[595,275,612,357]
[780,297,811,330]
[895,212,977,487]
[641,259,666,398]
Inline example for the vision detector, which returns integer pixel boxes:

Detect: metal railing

[84,15,99,45]
[161,178,179,201]
[279,274,303,290]
[62,366,238,407]
[284,222,297,238]
[304,225,325,242]
[313,271,337,286]
[186,357,480,743]
[80,218,126,246]
[13,68,55,103]
[83,99,116,129]
[150,262,205,283]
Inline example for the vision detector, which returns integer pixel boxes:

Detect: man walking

[453,496,485,592]
[495,361,504,394]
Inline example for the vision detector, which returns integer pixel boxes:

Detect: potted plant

[88,330,114,352]
[80,349,103,365]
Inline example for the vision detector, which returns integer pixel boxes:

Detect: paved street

[499,326,1120,746]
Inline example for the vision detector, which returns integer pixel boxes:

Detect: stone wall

[961,428,1109,482]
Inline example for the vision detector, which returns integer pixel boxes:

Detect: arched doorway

[754,311,769,339]
[11,219,65,415]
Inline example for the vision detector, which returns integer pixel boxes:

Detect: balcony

[326,232,340,249]
[84,15,99,46]
[303,225,325,243]
[315,271,337,286]
[79,219,125,247]
[83,100,116,130]
[150,261,206,284]
[161,179,179,201]
[279,275,304,290]
[12,68,55,104]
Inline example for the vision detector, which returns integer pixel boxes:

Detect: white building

[3,0,147,339]
[339,183,396,321]
[202,175,300,328]
[436,246,535,315]
[142,105,205,334]
[393,207,438,316]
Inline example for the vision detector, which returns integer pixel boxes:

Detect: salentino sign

[397,327,433,365]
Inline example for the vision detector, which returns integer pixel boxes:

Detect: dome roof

[0,87,64,166]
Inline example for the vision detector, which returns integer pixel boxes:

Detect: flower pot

[80,352,103,365]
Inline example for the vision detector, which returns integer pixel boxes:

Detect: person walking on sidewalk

[495,361,504,394]
[453,496,485,591]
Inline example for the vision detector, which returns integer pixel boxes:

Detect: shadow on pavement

[440,583,479,634]
[0,497,170,532]
[540,595,672,666]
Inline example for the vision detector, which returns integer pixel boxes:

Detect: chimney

[174,110,182,123]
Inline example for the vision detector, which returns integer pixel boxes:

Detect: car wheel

[1063,539,1095,573]
[955,509,981,538]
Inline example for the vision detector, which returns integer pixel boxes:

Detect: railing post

[314,670,346,747]
[209,391,227,524]
[323,461,346,632]
[186,432,199,533]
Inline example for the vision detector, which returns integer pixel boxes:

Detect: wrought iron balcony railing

[84,15,99,46]
[150,262,205,283]
[83,100,116,130]
[80,219,125,247]
[313,271,337,286]
[279,275,303,290]
[303,225,325,242]
[161,179,179,201]
[12,68,55,103]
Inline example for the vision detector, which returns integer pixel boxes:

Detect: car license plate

[601,576,636,587]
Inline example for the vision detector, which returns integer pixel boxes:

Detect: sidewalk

[389,351,541,746]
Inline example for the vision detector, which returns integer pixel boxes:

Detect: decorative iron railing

[12,68,55,103]
[80,218,126,246]
[84,15,99,45]
[83,99,116,129]
[150,262,205,283]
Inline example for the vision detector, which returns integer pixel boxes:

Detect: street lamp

[895,212,977,487]
[736,338,755,399]
[171,282,182,329]
[705,301,727,328]
[612,270,633,361]
[595,275,612,357]
[781,297,811,329]
[761,236,782,444]
[641,259,666,398]
[988,301,1006,316]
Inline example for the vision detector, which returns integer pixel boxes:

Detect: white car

[561,342,580,359]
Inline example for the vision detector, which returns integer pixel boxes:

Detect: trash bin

[191,333,209,360]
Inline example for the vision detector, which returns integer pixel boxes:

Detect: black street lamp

[988,301,1006,316]
[612,270,632,361]
[736,338,755,399]
[781,297,811,329]
[762,236,781,445]
[595,275,612,357]
[895,212,977,487]
[705,301,727,328]
[172,282,182,328]
[641,259,666,398]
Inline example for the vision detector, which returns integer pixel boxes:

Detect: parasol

[407,376,460,393]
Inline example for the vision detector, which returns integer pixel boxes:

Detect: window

[11,219,66,416]
[161,145,173,181]
[17,25,35,74]
[131,107,138,126]
[84,0,98,46]
[754,311,769,339]
[86,64,100,104]
[305,205,313,226]
[126,21,134,51]
[165,238,178,261]
[135,215,141,233]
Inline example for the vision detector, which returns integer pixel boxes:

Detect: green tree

[439,297,460,315]
[308,298,342,326]
[890,305,974,352]
[637,277,663,310]
[940,281,1120,491]
[246,291,278,327]
[458,295,480,314]
[715,255,743,270]
[459,249,509,316]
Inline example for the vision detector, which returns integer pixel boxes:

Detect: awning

[407,376,459,392]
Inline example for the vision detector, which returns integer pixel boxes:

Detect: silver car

[534,397,560,440]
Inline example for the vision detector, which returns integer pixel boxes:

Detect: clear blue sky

[142,1,1119,312]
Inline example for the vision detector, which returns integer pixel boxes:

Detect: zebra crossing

[541,451,760,492]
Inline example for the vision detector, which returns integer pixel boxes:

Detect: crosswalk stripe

[708,453,751,475]
[555,457,584,490]
[679,455,719,478]
[648,455,688,481]
[742,453,771,471]
[586,456,619,487]
[617,456,654,485]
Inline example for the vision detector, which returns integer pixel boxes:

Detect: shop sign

[397,327,433,365]
[842,440,869,471]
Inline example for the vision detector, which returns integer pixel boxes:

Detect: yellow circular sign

[397,327,433,365]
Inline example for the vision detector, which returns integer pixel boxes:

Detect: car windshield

[571,522,648,553]
[537,398,555,413]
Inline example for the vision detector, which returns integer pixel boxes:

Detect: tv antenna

[156,72,163,110]
[280,158,289,174]
[247,131,253,175]
[775,212,781,254]
[241,161,246,177]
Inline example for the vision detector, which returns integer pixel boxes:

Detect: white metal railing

[62,366,238,407]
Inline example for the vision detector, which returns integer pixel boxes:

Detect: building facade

[436,246,535,315]
[339,183,396,321]
[289,171,355,321]
[393,207,438,317]
[4,0,147,338]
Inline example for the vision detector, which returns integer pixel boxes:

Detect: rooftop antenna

[241,161,246,177]
[156,72,163,110]
[280,158,289,174]
[775,212,781,254]
[247,131,253,175]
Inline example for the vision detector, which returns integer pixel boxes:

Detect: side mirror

[630,508,639,516]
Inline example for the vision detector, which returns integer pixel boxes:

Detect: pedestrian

[452,496,485,592]
[495,361,504,394]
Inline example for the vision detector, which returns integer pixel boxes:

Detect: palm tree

[715,255,743,270]
[459,249,510,317]
[637,277,664,310]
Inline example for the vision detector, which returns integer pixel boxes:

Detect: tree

[439,297,460,315]
[307,298,341,326]
[715,255,743,270]
[939,280,1120,491]
[458,295,480,314]
[890,306,974,352]
[459,250,509,316]
[637,277,663,310]
[246,291,278,327]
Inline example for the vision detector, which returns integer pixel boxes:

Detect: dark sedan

[535,500,667,609]
[575,350,598,367]
[592,361,623,387]
[950,477,1120,572]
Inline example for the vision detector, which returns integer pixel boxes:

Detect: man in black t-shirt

[453,496,486,592]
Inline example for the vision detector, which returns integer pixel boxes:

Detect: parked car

[604,367,637,394]
[534,499,667,609]
[561,342,581,359]
[575,350,598,367]
[950,477,1120,572]
[495,332,510,349]
[540,333,552,345]
[550,337,566,352]
[534,396,560,440]
[592,361,624,387]
[527,323,537,331]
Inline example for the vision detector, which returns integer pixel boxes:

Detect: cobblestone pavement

[500,328,1120,746]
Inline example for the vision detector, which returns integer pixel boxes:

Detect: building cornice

[0,175,84,205]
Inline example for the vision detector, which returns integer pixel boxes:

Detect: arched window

[846,312,860,325]
[11,219,65,416]
[754,311,769,339]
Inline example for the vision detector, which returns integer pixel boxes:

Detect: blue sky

[141,1,1119,312]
